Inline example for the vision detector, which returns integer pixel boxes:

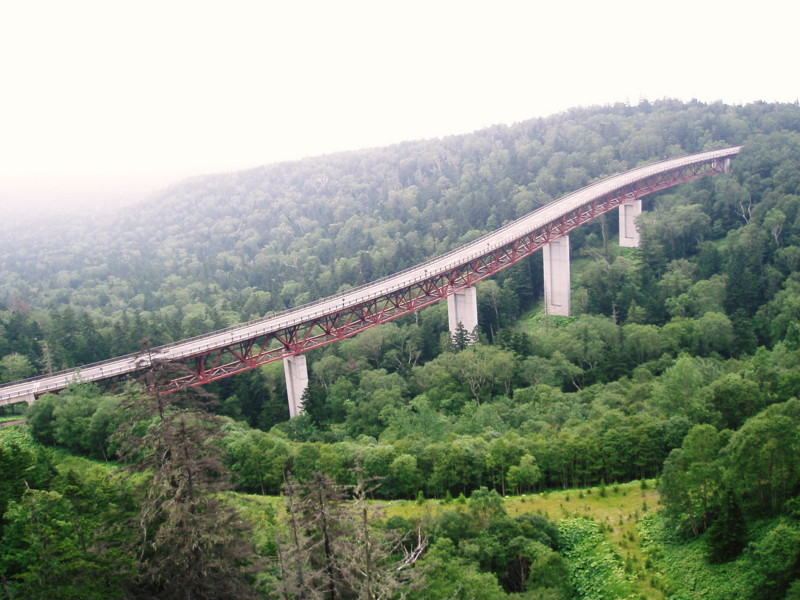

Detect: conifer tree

[277,469,425,599]
[114,357,261,599]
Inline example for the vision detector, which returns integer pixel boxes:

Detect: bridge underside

[0,150,739,408]
[164,158,730,393]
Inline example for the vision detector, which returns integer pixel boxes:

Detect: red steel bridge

[0,146,742,408]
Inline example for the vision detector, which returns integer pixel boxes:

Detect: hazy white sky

[1,0,797,210]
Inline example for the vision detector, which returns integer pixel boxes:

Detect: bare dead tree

[276,467,427,600]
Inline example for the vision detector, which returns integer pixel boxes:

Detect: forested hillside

[1,100,798,371]
[2,99,800,599]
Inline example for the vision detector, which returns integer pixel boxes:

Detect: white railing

[0,146,742,404]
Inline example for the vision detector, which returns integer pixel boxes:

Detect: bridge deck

[0,146,742,404]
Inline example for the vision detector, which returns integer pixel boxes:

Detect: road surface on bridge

[0,146,742,405]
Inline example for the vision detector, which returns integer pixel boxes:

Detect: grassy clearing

[385,480,664,599]
[2,425,666,597]
[639,515,769,600]
[511,481,664,599]
[0,415,26,424]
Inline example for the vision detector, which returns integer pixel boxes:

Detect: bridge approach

[0,146,742,414]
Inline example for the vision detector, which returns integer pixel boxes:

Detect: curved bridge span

[0,146,742,410]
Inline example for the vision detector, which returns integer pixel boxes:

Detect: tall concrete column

[543,235,571,316]
[447,286,478,338]
[283,354,309,418]
[712,156,732,173]
[619,199,642,248]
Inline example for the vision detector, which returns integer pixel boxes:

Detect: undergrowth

[560,517,639,600]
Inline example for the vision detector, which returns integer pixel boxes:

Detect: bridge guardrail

[0,146,742,402]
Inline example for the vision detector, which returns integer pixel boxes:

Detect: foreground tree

[0,487,132,599]
[277,469,425,599]
[408,538,508,600]
[114,360,261,599]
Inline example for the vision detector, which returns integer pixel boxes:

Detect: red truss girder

[165,159,728,392]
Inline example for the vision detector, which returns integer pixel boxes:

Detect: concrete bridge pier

[283,354,309,418]
[447,286,479,338]
[543,236,571,316]
[619,199,642,248]
[712,156,732,173]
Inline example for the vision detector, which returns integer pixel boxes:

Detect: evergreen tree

[277,470,425,599]
[0,488,130,599]
[114,359,261,599]
[448,322,476,351]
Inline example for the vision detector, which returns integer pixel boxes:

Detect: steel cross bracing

[165,151,737,390]
[0,146,742,404]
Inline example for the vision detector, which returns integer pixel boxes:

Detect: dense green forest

[1,99,800,598]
